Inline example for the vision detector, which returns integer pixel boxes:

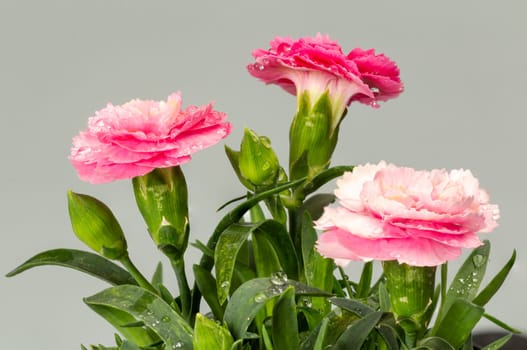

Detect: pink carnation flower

[70,92,232,184]
[315,161,499,266]
[247,34,403,121]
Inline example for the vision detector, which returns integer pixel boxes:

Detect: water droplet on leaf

[472,254,485,267]
[270,271,288,286]
[254,292,266,303]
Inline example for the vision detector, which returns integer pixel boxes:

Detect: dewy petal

[347,48,404,106]
[248,34,402,110]
[69,93,232,184]
[317,161,498,266]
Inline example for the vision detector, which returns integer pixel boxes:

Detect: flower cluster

[8,34,515,350]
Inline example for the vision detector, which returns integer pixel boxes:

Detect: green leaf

[215,223,253,304]
[376,325,399,350]
[312,318,329,350]
[193,313,233,350]
[191,240,215,258]
[193,264,225,320]
[151,262,163,288]
[223,278,331,339]
[432,298,484,349]
[436,241,490,326]
[215,220,298,304]
[6,248,136,286]
[300,307,358,350]
[481,333,512,350]
[356,261,373,298]
[86,304,158,347]
[252,232,282,279]
[118,341,141,350]
[301,212,334,313]
[261,324,275,350]
[415,337,455,350]
[301,165,354,197]
[378,282,391,312]
[200,177,305,271]
[272,286,300,350]
[473,250,516,307]
[85,285,193,349]
[333,311,383,350]
[328,298,375,317]
[482,313,521,333]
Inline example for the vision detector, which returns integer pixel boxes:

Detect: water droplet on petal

[174,342,183,349]
[161,316,170,323]
[220,281,230,289]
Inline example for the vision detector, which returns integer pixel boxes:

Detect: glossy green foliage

[6,248,136,286]
[85,285,193,349]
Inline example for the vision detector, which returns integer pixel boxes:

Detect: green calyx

[382,261,436,329]
[289,91,344,181]
[67,190,127,260]
[132,166,189,260]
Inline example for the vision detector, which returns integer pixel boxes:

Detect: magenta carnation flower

[247,34,403,114]
[315,161,499,266]
[70,92,232,184]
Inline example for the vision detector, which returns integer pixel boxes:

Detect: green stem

[170,258,192,321]
[120,254,157,294]
[338,266,354,298]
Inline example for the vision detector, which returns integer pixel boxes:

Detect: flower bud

[67,190,127,260]
[239,128,280,186]
[132,166,189,260]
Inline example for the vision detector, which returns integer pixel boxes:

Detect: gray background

[1,0,526,348]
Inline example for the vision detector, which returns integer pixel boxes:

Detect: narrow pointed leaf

[437,241,490,326]
[200,177,305,271]
[482,313,521,333]
[329,298,374,317]
[215,220,298,304]
[6,248,136,286]
[272,286,300,350]
[85,285,193,349]
[151,262,163,288]
[481,333,512,350]
[223,278,330,339]
[300,308,358,350]
[302,165,354,196]
[376,325,399,350]
[356,261,373,298]
[433,298,484,349]
[193,313,233,350]
[118,341,141,350]
[415,337,455,350]
[215,223,253,304]
[86,304,158,346]
[193,264,225,320]
[473,250,516,307]
[312,318,329,350]
[333,311,383,350]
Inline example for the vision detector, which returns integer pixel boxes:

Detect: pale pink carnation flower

[247,34,403,128]
[70,92,232,184]
[315,161,499,267]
